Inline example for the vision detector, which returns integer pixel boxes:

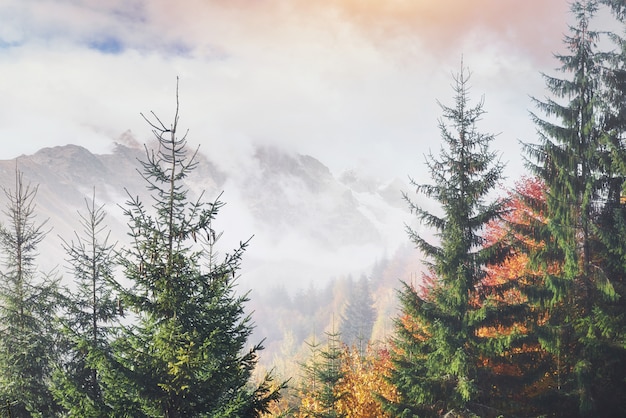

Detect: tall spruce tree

[584,0,626,414]
[102,82,282,417]
[0,169,61,417]
[52,192,118,417]
[524,1,626,415]
[339,275,375,352]
[525,0,603,306]
[384,66,506,417]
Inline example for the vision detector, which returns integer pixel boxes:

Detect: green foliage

[298,326,346,418]
[4,4,626,416]
[339,275,375,352]
[101,82,282,417]
[523,1,626,415]
[0,169,61,417]
[385,65,506,417]
[526,1,624,416]
[51,192,118,417]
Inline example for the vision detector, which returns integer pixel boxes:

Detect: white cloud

[0,0,583,184]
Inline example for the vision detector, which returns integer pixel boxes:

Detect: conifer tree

[104,82,282,416]
[52,192,118,417]
[481,178,560,416]
[298,327,345,418]
[525,0,603,307]
[384,66,506,417]
[339,275,375,352]
[298,334,322,416]
[524,1,626,415]
[584,0,626,413]
[0,169,61,417]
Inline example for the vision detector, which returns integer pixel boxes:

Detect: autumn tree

[479,177,559,416]
[384,65,507,417]
[335,344,399,418]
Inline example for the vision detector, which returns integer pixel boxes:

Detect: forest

[2,0,626,417]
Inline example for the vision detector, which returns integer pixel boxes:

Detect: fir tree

[584,0,626,414]
[524,1,626,415]
[339,275,375,352]
[0,169,61,417]
[52,192,118,417]
[103,81,282,417]
[298,333,322,416]
[525,0,603,306]
[384,65,506,417]
[602,0,626,19]
[480,177,560,416]
[298,326,345,418]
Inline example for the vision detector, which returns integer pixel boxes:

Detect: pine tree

[52,192,118,417]
[584,0,626,414]
[298,333,322,416]
[524,1,626,415]
[602,0,626,19]
[339,275,375,352]
[316,328,345,418]
[298,326,345,418]
[103,81,282,416]
[525,0,603,306]
[0,169,61,417]
[384,65,506,417]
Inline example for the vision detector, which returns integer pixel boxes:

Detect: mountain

[0,136,426,376]
[0,135,411,290]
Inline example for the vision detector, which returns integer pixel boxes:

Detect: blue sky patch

[0,39,21,50]
[88,36,124,54]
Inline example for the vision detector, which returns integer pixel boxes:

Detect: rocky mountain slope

[0,136,411,290]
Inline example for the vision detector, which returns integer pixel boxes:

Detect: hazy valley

[0,134,423,374]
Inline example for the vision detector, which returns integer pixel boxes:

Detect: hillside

[0,136,423,372]
[0,136,412,286]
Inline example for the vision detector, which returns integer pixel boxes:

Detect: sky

[0,0,579,184]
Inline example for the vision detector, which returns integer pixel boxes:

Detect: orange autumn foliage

[484,178,547,290]
[479,177,558,316]
[290,344,399,418]
[474,178,545,339]
[336,345,400,418]
[476,178,558,414]
[470,181,545,321]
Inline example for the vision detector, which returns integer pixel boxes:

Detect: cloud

[4,0,568,67]
[0,0,579,184]
[5,1,570,62]
[320,0,569,59]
